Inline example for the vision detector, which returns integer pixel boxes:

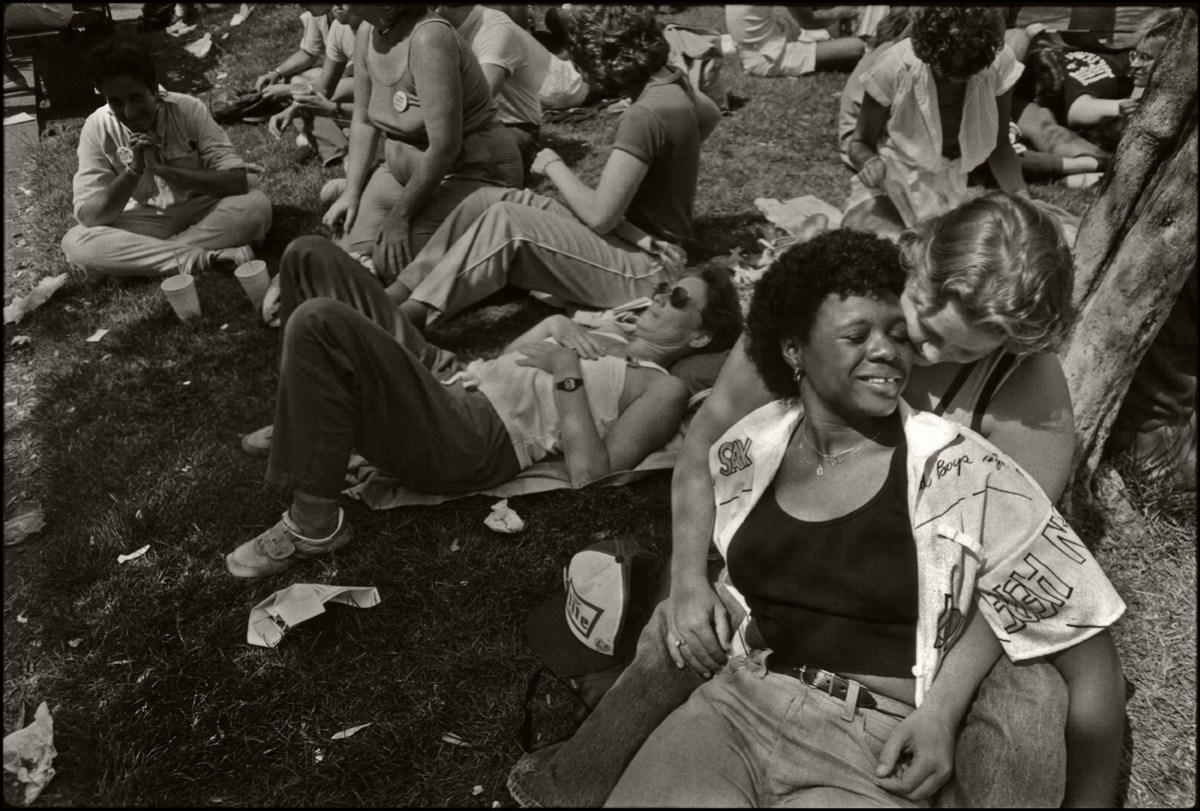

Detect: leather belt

[766,657,911,716]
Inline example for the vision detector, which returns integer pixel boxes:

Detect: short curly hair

[88,39,158,93]
[898,192,1075,356]
[910,8,1004,80]
[684,263,743,354]
[746,230,906,400]
[563,5,670,99]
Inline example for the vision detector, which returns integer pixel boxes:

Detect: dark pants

[266,239,520,499]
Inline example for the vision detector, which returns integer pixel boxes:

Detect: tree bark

[1057,9,1198,491]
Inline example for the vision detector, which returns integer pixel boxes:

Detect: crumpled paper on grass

[247,584,381,648]
[484,499,524,534]
[4,502,45,546]
[4,274,67,325]
[185,33,213,58]
[754,196,843,237]
[2,702,56,805]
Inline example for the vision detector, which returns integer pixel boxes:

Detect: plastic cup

[161,273,201,321]
[234,260,270,308]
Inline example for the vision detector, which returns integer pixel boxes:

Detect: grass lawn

[3,4,1195,807]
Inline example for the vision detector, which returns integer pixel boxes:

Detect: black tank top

[727,432,918,677]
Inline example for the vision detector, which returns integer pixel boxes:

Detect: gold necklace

[799,417,886,476]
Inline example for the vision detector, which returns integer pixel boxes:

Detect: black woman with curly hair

[370,4,723,331]
[602,229,1126,808]
[844,8,1027,240]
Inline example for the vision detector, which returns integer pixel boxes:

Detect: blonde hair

[1135,7,1184,49]
[898,193,1075,355]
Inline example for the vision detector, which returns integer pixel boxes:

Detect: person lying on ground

[381,5,722,332]
[436,4,552,177]
[507,193,1122,808]
[844,8,1027,240]
[1014,8,1183,158]
[224,250,742,579]
[603,228,1126,808]
[267,3,362,167]
[61,39,271,278]
[320,3,523,282]
[725,5,877,78]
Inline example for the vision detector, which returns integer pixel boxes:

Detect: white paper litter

[472,785,484,796]
[11,335,31,347]
[484,499,524,534]
[331,723,372,740]
[230,3,252,25]
[4,501,45,546]
[4,274,68,325]
[86,328,109,343]
[4,112,36,126]
[117,544,150,563]
[2,702,56,805]
[313,747,324,763]
[16,612,28,624]
[67,639,82,648]
[754,195,843,237]
[441,732,470,747]
[246,584,382,648]
[166,21,197,37]
[184,33,213,58]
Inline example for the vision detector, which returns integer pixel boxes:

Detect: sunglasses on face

[653,282,693,309]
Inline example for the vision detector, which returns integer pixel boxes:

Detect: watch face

[557,378,581,391]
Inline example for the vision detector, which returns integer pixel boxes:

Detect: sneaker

[242,425,273,457]
[225,509,352,579]
[320,178,347,206]
[208,245,255,273]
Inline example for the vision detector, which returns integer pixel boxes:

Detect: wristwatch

[555,377,584,392]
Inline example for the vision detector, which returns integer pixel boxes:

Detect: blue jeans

[606,649,924,807]
[508,598,1068,807]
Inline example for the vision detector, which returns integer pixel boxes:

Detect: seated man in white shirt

[436,4,552,174]
[61,40,272,278]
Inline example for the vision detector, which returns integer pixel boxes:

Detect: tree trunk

[1057,9,1198,492]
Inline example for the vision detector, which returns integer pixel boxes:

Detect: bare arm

[370,21,464,275]
[343,28,380,199]
[979,351,1075,502]
[1048,631,1126,807]
[149,163,248,197]
[513,345,689,487]
[986,89,1029,196]
[666,336,773,676]
[1067,94,1124,128]
[875,609,1003,799]
[75,168,143,227]
[539,148,649,234]
[787,6,859,28]
[255,48,320,90]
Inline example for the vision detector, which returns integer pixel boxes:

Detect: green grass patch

[3,4,1194,807]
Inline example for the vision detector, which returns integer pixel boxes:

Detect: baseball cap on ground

[525,538,664,678]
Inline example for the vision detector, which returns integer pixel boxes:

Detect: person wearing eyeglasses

[1014,8,1182,158]
[224,257,742,579]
